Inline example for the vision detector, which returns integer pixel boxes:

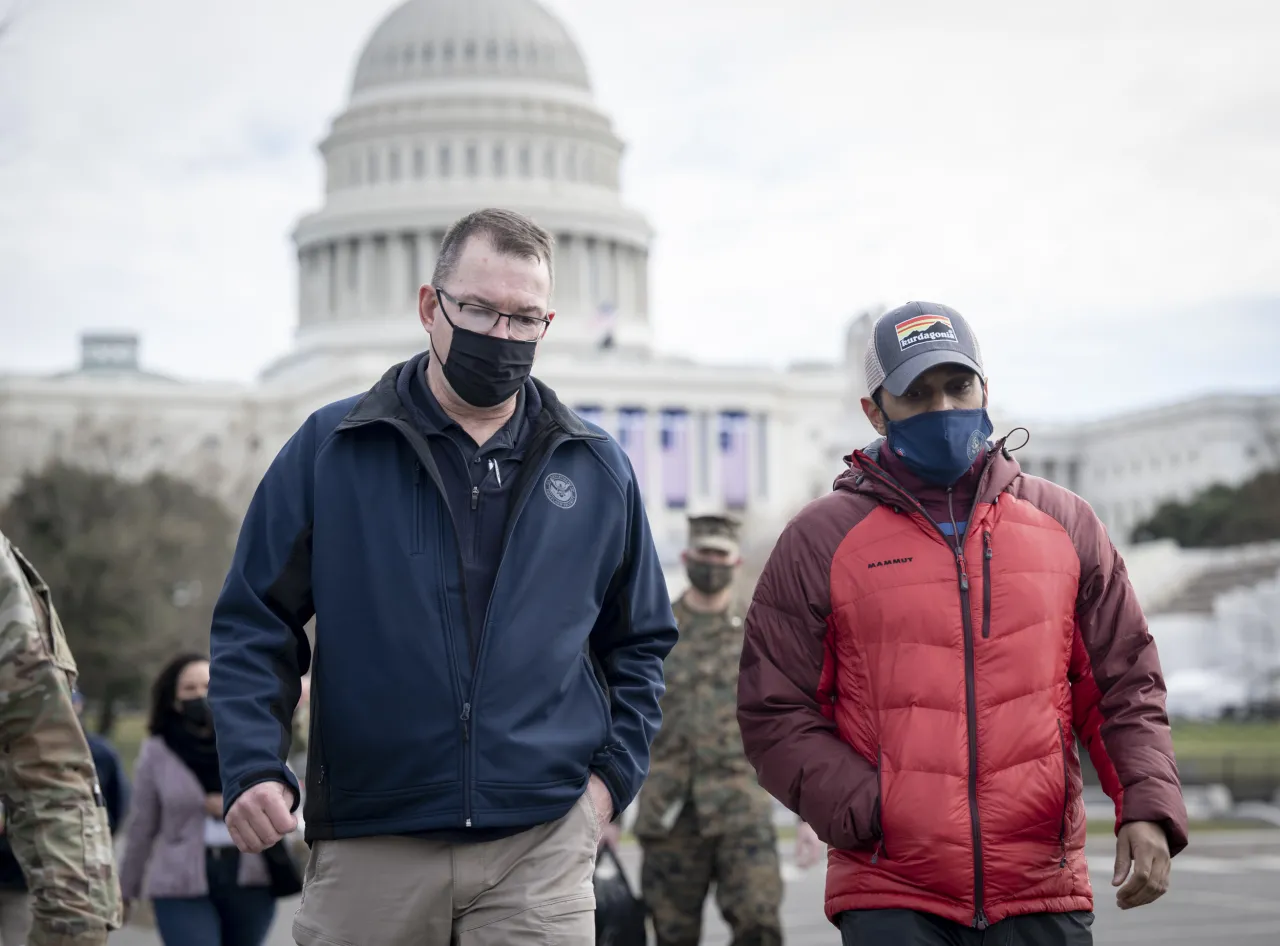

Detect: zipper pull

[470,485,479,510]
[960,572,970,592]
[460,702,471,742]
[871,838,884,864]
[983,530,993,559]
[974,911,989,931]
[318,765,325,785]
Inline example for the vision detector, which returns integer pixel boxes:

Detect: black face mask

[437,326,535,409]
[687,561,735,595]
[177,697,212,729]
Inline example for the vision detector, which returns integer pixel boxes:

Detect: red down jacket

[738,441,1187,929]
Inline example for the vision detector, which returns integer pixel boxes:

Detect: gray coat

[119,736,270,900]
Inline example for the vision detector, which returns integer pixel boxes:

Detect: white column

[644,406,664,513]
[323,243,337,321]
[616,245,635,322]
[707,409,723,508]
[577,238,594,315]
[333,241,351,318]
[351,237,367,319]
[387,233,409,315]
[417,231,439,290]
[605,241,619,306]
[556,235,577,313]
[370,235,389,314]
[637,251,650,320]
[296,249,311,325]
[755,412,770,502]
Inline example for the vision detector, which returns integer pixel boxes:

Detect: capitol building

[1,0,1277,582]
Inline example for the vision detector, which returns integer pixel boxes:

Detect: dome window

[464,40,477,62]
[422,43,434,64]
[403,45,415,67]
[566,146,578,181]
[543,146,556,179]
[439,145,452,178]
[493,144,506,178]
[486,40,499,62]
[465,144,479,177]
[519,145,532,178]
[443,41,455,63]
[349,155,362,186]
[388,149,402,182]
[368,150,381,184]
[527,43,538,65]
[506,41,519,64]
[413,147,426,179]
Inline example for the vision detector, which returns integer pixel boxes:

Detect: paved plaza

[110,830,1280,945]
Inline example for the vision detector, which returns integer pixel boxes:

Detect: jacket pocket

[582,652,614,741]
[872,746,890,862]
[1057,719,1070,867]
[304,667,330,830]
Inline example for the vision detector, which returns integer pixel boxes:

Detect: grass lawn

[1171,720,1280,757]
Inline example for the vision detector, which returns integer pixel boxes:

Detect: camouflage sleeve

[0,541,121,946]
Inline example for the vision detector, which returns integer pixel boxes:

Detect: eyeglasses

[434,287,551,342]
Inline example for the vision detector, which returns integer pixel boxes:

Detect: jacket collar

[335,361,603,442]
[836,435,1023,510]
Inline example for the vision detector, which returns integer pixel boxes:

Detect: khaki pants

[293,792,600,946]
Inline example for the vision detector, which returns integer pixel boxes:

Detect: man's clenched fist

[226,781,297,854]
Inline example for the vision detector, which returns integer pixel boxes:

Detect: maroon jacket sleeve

[737,494,881,851]
[1021,478,1189,855]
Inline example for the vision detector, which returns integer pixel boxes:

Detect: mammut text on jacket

[208,365,678,841]
[737,441,1187,928]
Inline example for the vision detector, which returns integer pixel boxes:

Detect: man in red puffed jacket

[738,303,1186,946]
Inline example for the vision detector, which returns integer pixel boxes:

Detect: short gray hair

[432,208,555,289]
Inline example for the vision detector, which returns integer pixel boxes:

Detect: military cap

[687,513,741,557]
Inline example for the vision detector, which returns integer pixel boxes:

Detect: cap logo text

[895,314,957,351]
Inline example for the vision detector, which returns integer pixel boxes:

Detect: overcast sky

[2,0,1277,420]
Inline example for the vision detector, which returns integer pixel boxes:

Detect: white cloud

[1,0,1277,418]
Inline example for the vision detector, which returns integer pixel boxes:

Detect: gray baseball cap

[863,301,985,397]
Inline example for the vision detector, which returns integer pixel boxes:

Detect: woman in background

[119,653,276,946]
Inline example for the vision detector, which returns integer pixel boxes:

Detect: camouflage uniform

[636,516,782,946]
[0,532,121,946]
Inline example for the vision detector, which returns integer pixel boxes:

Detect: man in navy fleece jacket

[209,208,677,946]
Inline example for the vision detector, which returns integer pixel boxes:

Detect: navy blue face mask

[884,408,994,486]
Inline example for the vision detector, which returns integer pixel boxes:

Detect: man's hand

[1113,821,1171,909]
[598,819,622,851]
[586,774,614,841]
[794,821,825,869]
[203,793,224,819]
[225,781,296,854]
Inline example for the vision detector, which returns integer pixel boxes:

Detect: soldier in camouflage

[0,530,122,946]
[636,514,784,946]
